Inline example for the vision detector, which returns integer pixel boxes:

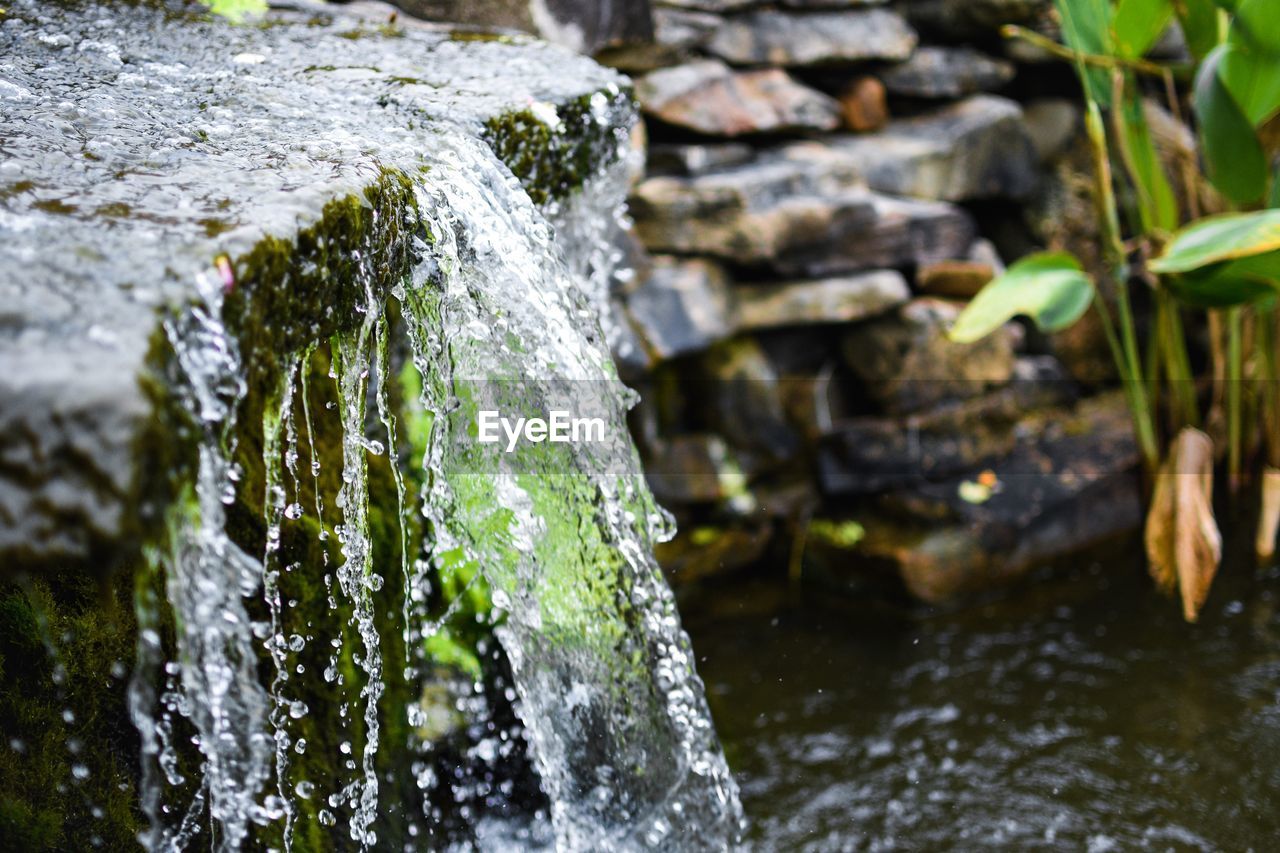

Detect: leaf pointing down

[1144,428,1222,622]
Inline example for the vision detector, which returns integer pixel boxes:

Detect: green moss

[482,87,634,205]
[0,572,142,851]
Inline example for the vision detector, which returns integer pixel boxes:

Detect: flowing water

[136,99,740,853]
[683,549,1280,850]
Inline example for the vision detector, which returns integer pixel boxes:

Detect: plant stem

[1002,25,1192,79]
[1228,306,1244,490]
[1085,102,1160,471]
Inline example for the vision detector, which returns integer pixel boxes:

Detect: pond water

[682,545,1280,850]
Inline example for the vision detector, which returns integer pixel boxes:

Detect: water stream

[137,115,741,850]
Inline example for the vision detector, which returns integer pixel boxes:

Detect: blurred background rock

[383,0,1147,604]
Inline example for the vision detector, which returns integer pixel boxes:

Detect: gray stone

[879,46,1015,98]
[637,60,841,136]
[392,0,654,53]
[707,9,917,67]
[647,142,758,176]
[625,257,735,359]
[817,359,1072,495]
[0,0,630,572]
[826,95,1039,201]
[697,338,800,465]
[1023,98,1081,163]
[630,163,976,275]
[841,297,1018,414]
[655,0,760,12]
[733,270,909,331]
[598,6,720,72]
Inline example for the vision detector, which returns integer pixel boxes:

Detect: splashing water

[128,56,742,853]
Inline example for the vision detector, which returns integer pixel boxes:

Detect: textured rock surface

[818,359,1071,494]
[392,0,654,52]
[638,60,841,135]
[898,0,1051,38]
[857,392,1141,602]
[631,163,975,274]
[879,46,1015,98]
[707,8,917,66]
[0,0,630,572]
[826,95,1039,200]
[733,270,909,330]
[841,297,1018,414]
[625,256,734,358]
[837,76,890,131]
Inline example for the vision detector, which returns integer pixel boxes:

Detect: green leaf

[1219,0,1280,126]
[1114,0,1174,58]
[1054,0,1115,105]
[1175,0,1223,58]
[950,252,1095,344]
[1193,46,1266,204]
[1164,264,1279,307]
[1119,91,1179,232]
[1150,209,1280,273]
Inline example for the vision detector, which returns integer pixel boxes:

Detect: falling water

[119,59,739,853]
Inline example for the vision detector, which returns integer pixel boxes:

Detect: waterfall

[134,105,742,849]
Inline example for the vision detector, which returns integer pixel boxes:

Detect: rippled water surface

[683,551,1280,850]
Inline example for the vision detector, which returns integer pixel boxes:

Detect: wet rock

[697,338,801,465]
[1023,98,1081,163]
[0,0,633,571]
[856,391,1141,602]
[631,164,975,275]
[817,358,1072,495]
[645,433,748,504]
[733,270,909,331]
[609,298,657,379]
[841,297,1017,414]
[647,142,757,176]
[392,0,653,53]
[625,256,734,359]
[837,76,890,132]
[878,46,1014,98]
[637,60,841,136]
[706,8,917,67]
[826,95,1039,201]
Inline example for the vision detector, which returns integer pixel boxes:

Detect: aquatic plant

[952,0,1280,620]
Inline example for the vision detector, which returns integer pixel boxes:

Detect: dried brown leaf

[1144,428,1222,622]
[1257,467,1280,560]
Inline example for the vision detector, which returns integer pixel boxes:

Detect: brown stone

[854,391,1142,603]
[840,297,1018,414]
[637,60,841,137]
[837,76,889,132]
[916,259,995,298]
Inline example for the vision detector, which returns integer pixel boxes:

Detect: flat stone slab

[0,0,630,571]
[706,8,917,67]
[732,270,909,331]
[825,95,1039,201]
[629,157,975,274]
[637,60,840,136]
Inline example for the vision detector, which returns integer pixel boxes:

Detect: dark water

[682,548,1280,851]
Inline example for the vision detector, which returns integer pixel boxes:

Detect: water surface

[683,549,1280,850]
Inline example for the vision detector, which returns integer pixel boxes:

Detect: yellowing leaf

[1144,428,1222,623]
[1151,209,1280,274]
[949,252,1094,344]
